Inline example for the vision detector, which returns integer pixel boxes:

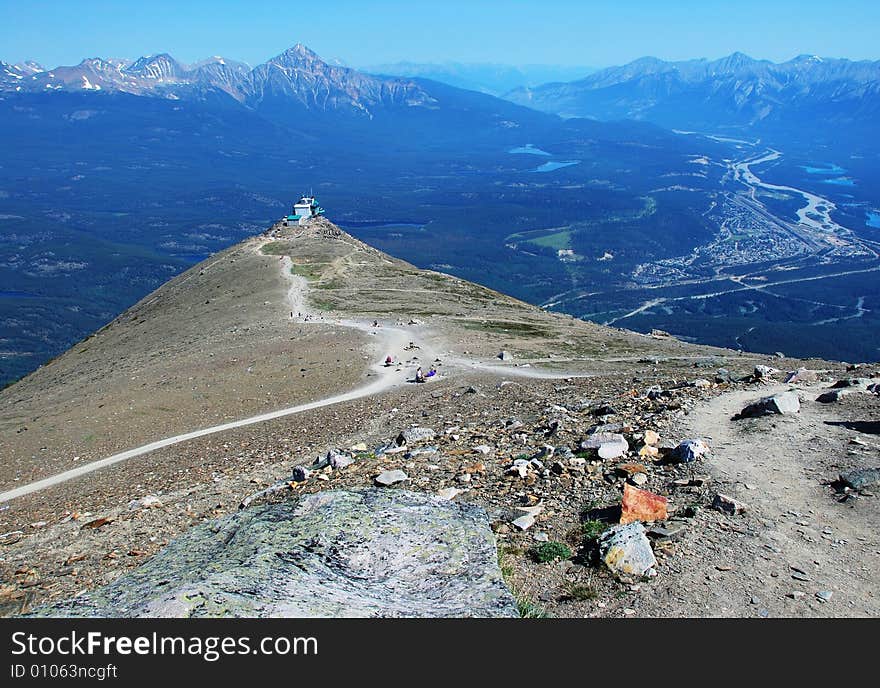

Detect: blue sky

[1,0,877,68]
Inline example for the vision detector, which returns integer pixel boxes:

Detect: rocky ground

[3,363,877,617]
[1,219,877,618]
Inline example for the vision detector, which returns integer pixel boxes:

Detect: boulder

[498,350,513,361]
[598,439,628,459]
[838,468,880,491]
[598,522,657,579]
[785,368,817,384]
[396,427,436,446]
[291,466,311,482]
[31,490,518,618]
[712,493,747,515]
[754,365,779,379]
[671,439,709,463]
[831,378,871,389]
[816,390,848,403]
[511,514,536,531]
[639,444,659,459]
[620,483,668,524]
[739,391,800,417]
[715,368,732,383]
[375,469,408,487]
[327,449,354,469]
[581,432,629,459]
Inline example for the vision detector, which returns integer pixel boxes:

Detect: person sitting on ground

[415,366,424,383]
[384,355,393,367]
[426,366,437,378]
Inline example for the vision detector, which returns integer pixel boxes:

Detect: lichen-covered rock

[31,489,518,618]
[838,468,880,490]
[598,522,657,579]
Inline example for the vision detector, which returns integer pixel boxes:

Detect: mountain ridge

[1,43,438,118]
[504,52,880,144]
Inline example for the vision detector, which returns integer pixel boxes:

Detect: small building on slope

[284,194,325,226]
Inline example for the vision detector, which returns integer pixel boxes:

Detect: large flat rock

[32,489,518,618]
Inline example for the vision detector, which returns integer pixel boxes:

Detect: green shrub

[531,541,572,563]
[581,519,609,541]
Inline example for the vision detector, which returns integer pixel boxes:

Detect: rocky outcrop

[32,490,517,618]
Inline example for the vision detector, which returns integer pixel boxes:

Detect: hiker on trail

[415,366,424,383]
[384,355,393,367]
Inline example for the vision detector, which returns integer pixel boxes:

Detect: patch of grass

[313,278,345,290]
[460,319,546,337]
[517,598,549,618]
[260,242,292,256]
[290,263,326,281]
[531,541,572,563]
[581,519,609,541]
[497,545,550,619]
[308,297,337,312]
[561,580,599,602]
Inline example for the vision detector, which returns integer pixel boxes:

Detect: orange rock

[620,483,668,524]
[617,462,647,475]
[639,444,660,459]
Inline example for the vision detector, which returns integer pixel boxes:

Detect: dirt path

[0,247,584,504]
[637,383,880,617]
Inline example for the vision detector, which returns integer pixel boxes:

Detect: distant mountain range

[0,44,437,118]
[505,52,880,148]
[8,47,877,144]
[362,61,597,96]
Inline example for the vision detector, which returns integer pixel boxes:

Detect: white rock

[511,514,536,531]
[128,495,163,511]
[375,470,408,487]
